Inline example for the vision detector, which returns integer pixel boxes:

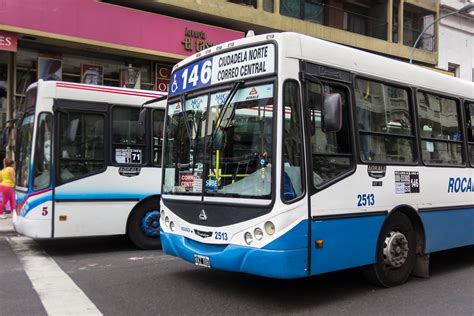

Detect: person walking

[0,158,15,219]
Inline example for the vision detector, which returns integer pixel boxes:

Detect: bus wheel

[363,213,416,287]
[127,200,161,250]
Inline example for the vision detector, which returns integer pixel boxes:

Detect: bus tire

[363,212,416,287]
[127,199,161,250]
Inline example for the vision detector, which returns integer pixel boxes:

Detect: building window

[281,1,387,40]
[403,4,435,51]
[281,0,325,24]
[392,0,400,43]
[448,63,460,78]
[263,0,274,12]
[227,0,256,8]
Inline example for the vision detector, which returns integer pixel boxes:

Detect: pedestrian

[0,158,15,219]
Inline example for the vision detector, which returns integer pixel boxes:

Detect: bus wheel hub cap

[141,210,161,237]
[383,231,409,268]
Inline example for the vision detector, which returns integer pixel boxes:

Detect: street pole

[409,3,474,64]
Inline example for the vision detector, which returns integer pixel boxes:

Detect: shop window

[403,3,435,51]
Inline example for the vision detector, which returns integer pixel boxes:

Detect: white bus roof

[29,80,167,106]
[173,32,473,100]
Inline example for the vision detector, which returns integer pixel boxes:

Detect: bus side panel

[420,207,474,253]
[53,167,161,238]
[310,215,385,276]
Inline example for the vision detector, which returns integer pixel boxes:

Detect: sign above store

[181,27,214,53]
[0,31,17,52]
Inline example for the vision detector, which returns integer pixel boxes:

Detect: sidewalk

[0,213,15,235]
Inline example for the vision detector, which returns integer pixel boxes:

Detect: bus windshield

[163,83,274,199]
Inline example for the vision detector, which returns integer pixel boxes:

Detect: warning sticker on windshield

[179,172,202,193]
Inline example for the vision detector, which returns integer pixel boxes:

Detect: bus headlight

[164,216,170,227]
[170,221,175,232]
[254,228,264,241]
[264,221,275,235]
[244,232,253,245]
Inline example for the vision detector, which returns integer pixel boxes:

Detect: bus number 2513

[357,194,375,207]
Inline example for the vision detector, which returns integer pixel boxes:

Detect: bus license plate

[194,255,211,268]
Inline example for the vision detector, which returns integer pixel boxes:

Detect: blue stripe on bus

[310,214,385,275]
[420,207,474,253]
[161,220,309,279]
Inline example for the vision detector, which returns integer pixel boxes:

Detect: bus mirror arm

[322,93,342,133]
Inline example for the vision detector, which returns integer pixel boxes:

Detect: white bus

[159,32,473,286]
[13,80,166,249]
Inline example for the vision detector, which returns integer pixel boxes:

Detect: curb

[0,216,15,235]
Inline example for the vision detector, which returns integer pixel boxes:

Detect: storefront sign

[181,27,214,53]
[0,31,17,52]
[155,64,172,92]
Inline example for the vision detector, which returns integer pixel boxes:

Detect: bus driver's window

[282,80,304,201]
[33,113,53,190]
[307,82,352,187]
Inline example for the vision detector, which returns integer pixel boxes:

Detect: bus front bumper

[160,231,308,279]
[13,212,51,238]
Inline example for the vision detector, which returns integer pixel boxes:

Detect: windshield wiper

[207,80,244,149]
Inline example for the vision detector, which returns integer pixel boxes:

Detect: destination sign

[169,44,275,96]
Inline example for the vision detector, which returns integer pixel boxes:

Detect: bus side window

[417,92,463,165]
[306,81,352,188]
[58,111,106,182]
[467,102,474,166]
[282,80,304,201]
[112,106,146,165]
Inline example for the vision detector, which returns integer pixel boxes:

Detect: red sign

[0,31,17,52]
[155,63,172,93]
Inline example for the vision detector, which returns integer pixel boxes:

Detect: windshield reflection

[163,83,274,199]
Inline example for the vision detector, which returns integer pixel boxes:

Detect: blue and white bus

[159,32,473,286]
[14,80,166,249]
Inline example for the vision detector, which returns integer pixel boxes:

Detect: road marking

[7,236,102,315]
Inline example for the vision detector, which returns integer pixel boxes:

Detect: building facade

[438,0,474,81]
[0,0,244,158]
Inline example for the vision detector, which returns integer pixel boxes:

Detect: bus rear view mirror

[322,93,342,132]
